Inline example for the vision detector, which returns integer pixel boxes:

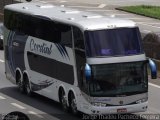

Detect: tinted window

[85,28,143,57]
[59,24,72,47]
[27,52,74,84]
[4,9,72,47]
[90,61,148,97]
[73,27,84,49]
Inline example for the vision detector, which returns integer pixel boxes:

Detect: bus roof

[5,3,136,30]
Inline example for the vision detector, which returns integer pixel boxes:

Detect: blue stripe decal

[55,44,64,58]
[59,44,70,60]
[57,44,67,58]
[7,31,16,77]
[55,43,70,60]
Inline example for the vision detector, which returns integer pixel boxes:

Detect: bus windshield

[85,27,143,57]
[89,61,148,97]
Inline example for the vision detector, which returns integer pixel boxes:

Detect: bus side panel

[4,29,27,83]
[22,36,76,100]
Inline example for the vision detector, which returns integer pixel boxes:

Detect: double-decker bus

[4,3,157,115]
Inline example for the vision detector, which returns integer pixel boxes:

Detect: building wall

[0,0,21,22]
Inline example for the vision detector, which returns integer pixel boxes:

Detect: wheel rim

[62,95,67,110]
[25,80,31,95]
[26,83,31,94]
[71,97,77,114]
[61,91,68,110]
[18,79,23,92]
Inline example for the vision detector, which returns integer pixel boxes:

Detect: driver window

[73,27,85,50]
[80,66,89,93]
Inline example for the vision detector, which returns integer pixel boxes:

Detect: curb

[116,7,160,20]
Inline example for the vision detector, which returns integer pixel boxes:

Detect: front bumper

[87,102,148,115]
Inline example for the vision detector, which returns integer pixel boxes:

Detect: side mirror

[85,64,91,81]
[148,59,157,79]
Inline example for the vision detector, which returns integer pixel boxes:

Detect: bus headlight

[91,102,106,107]
[93,102,101,106]
[100,103,106,107]
[136,98,148,104]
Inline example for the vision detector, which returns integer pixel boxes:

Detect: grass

[117,5,160,20]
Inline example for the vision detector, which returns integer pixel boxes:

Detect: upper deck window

[4,9,72,48]
[85,27,143,57]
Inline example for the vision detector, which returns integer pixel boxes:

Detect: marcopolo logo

[30,39,52,55]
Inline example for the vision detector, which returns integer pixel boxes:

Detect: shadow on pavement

[0,86,81,120]
[0,87,148,120]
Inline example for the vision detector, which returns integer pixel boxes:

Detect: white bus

[4,3,157,115]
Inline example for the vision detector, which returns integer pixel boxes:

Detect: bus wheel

[70,92,78,115]
[18,80,24,93]
[59,89,68,112]
[16,73,24,93]
[24,76,32,96]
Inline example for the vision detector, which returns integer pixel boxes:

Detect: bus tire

[23,75,32,96]
[69,92,78,115]
[16,71,24,93]
[59,88,68,112]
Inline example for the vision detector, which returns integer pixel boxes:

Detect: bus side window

[73,27,85,50]
[59,24,72,48]
[42,21,61,43]
[73,26,87,92]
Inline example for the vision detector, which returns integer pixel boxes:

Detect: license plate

[117,108,127,113]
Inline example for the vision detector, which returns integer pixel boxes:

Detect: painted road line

[39,1,47,3]
[68,6,97,9]
[0,59,4,63]
[86,9,116,12]
[137,22,160,25]
[60,1,67,3]
[98,4,106,8]
[138,23,160,29]
[28,111,44,118]
[143,30,151,33]
[0,96,6,100]
[11,103,26,109]
[105,13,130,16]
[123,17,150,20]
[149,83,160,89]
[41,0,58,3]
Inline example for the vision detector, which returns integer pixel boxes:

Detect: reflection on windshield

[85,27,143,57]
[89,61,148,97]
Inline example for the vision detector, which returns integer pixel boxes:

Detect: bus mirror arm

[148,59,157,79]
